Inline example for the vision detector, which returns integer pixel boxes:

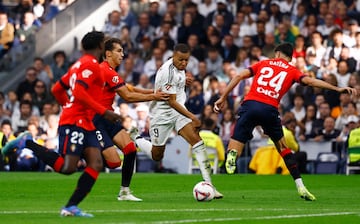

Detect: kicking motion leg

[274,139,316,201]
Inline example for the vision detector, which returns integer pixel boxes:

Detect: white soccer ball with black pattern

[193,181,215,202]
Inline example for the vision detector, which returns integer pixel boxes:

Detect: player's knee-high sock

[281,149,304,187]
[134,137,152,158]
[121,143,137,188]
[193,140,211,183]
[65,167,99,207]
[25,140,64,172]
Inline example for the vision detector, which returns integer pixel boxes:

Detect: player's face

[173,51,190,71]
[110,43,124,66]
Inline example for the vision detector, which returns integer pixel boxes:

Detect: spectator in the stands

[119,0,137,29]
[316,12,338,40]
[313,116,341,142]
[130,12,155,47]
[310,101,331,139]
[298,104,317,141]
[50,50,69,83]
[185,79,204,117]
[118,25,134,58]
[32,57,53,89]
[339,46,357,73]
[32,80,53,114]
[306,31,326,68]
[16,66,38,100]
[220,34,238,62]
[2,90,19,118]
[11,99,33,133]
[102,10,125,38]
[118,57,141,86]
[0,11,15,58]
[148,0,162,28]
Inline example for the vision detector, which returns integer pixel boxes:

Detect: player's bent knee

[105,160,122,169]
[61,167,77,175]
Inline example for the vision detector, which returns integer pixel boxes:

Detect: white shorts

[149,113,192,146]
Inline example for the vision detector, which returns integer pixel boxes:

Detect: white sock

[295,178,304,188]
[193,141,212,183]
[134,137,153,158]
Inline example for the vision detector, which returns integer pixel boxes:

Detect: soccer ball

[193,181,215,202]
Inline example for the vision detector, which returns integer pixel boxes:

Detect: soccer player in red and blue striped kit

[2,31,122,217]
[93,37,169,201]
[214,42,358,201]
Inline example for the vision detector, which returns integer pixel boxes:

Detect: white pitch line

[0,207,348,215]
[148,212,359,224]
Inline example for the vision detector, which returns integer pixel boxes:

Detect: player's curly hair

[81,31,105,51]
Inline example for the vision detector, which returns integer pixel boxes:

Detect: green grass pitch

[0,172,359,224]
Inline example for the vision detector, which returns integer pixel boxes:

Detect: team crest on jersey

[82,69,93,78]
[112,76,119,83]
[164,83,172,90]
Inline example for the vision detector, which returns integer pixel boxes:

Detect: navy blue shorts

[232,100,283,143]
[93,114,124,150]
[58,125,103,156]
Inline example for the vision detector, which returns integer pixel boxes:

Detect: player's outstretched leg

[225,149,238,174]
[1,131,32,155]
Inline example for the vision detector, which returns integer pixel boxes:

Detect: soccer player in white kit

[132,43,223,198]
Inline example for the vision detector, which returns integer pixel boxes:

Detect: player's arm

[117,85,169,102]
[51,74,70,106]
[168,94,201,127]
[214,68,252,112]
[126,83,154,94]
[301,76,358,97]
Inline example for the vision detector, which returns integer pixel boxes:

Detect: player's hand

[191,116,201,128]
[339,87,358,97]
[103,110,122,123]
[214,98,225,113]
[154,89,170,101]
[185,72,194,86]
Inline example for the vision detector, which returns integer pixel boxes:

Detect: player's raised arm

[214,68,252,113]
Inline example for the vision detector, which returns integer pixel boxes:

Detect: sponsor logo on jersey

[256,86,280,99]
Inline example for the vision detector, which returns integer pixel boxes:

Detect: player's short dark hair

[274,43,293,58]
[174,43,190,54]
[104,38,121,52]
[81,31,105,51]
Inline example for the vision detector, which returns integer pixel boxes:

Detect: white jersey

[149,58,187,121]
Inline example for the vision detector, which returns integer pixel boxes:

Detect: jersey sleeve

[102,65,126,91]
[293,69,307,83]
[51,72,70,106]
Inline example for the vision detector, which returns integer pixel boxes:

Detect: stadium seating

[314,152,339,174]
